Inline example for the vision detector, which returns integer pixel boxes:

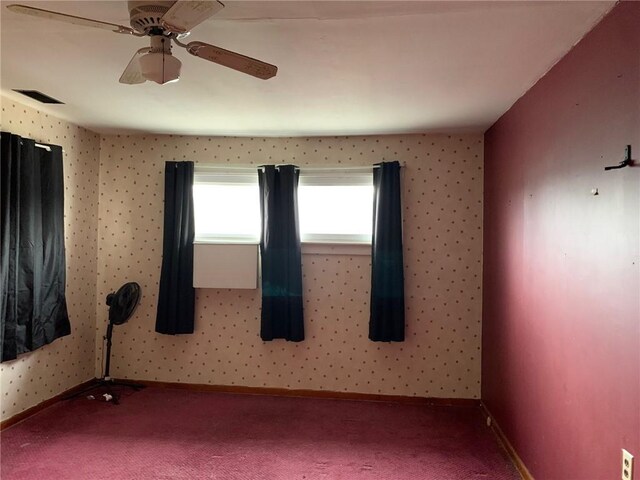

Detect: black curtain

[370,161,405,342]
[155,161,195,335]
[258,165,304,341]
[1,132,71,362]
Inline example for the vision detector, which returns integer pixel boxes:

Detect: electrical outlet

[622,449,634,480]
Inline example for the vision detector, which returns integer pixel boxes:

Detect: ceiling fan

[7,1,278,84]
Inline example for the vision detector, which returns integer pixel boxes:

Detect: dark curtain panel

[1,132,71,362]
[258,165,304,341]
[155,161,195,335]
[370,161,405,342]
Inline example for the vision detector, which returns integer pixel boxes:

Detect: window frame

[297,168,374,245]
[192,168,261,244]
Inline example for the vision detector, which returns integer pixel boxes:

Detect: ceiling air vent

[13,90,64,104]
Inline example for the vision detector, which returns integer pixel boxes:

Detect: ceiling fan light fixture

[139,51,181,84]
[7,2,278,84]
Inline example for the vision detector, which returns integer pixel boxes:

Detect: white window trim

[193,167,261,244]
[194,240,370,256]
[194,236,259,245]
[298,168,373,247]
[194,167,257,181]
[298,168,373,187]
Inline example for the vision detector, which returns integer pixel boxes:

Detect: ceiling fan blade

[6,4,139,35]
[186,41,277,80]
[161,1,224,34]
[119,48,151,85]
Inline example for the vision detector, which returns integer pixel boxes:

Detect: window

[193,169,260,243]
[193,167,373,245]
[298,170,373,244]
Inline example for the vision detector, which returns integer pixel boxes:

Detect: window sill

[194,239,259,245]
[194,240,371,256]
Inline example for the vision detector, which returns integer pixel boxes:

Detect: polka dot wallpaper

[0,97,100,421]
[97,133,484,399]
[0,97,484,421]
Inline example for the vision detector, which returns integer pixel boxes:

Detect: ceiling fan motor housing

[127,1,173,34]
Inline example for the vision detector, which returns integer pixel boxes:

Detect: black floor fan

[69,282,144,404]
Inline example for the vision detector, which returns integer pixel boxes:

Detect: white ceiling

[0,1,614,137]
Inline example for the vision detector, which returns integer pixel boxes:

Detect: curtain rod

[299,163,405,170]
[34,142,65,154]
[196,165,364,173]
[195,163,403,172]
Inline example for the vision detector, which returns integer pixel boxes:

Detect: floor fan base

[65,378,144,405]
[66,282,142,405]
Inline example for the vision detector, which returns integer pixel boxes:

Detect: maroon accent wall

[482,3,639,479]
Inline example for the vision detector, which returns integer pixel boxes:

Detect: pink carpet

[1,386,519,479]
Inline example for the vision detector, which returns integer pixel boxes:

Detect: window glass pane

[193,183,260,242]
[298,185,373,242]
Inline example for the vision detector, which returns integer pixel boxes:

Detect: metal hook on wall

[604,145,633,171]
